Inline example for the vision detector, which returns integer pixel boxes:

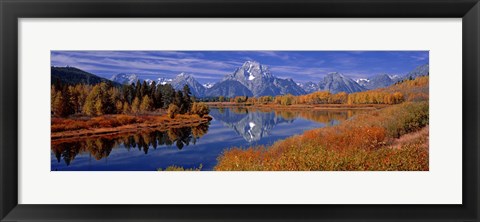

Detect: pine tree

[52,91,67,117]
[140,95,153,112]
[174,90,184,111]
[150,81,157,98]
[131,97,140,114]
[115,101,124,113]
[140,81,148,99]
[154,86,163,109]
[161,84,175,109]
[182,85,192,113]
[122,101,130,114]
[99,82,114,114]
[82,82,114,116]
[83,91,96,116]
[61,86,74,116]
[94,99,104,115]
[51,85,57,114]
[135,80,142,99]
[67,86,79,113]
[123,84,135,104]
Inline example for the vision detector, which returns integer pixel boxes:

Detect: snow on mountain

[203,82,215,89]
[205,80,253,98]
[359,74,394,90]
[318,72,365,94]
[215,60,305,97]
[208,108,293,143]
[388,74,401,80]
[111,73,174,86]
[170,72,206,97]
[110,73,139,85]
[300,81,321,93]
[144,79,154,85]
[157,77,172,85]
[355,78,370,83]
[109,61,427,98]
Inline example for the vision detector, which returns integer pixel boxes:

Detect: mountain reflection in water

[209,107,358,143]
[51,108,363,171]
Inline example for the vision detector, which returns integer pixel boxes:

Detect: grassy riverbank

[51,113,211,141]
[214,101,429,171]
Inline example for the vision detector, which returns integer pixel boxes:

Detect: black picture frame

[1,0,479,221]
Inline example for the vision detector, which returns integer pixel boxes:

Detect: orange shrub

[52,115,144,132]
[312,126,386,151]
[115,115,138,125]
[215,101,429,171]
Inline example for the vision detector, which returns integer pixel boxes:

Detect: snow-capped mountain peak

[319,72,365,94]
[241,60,273,80]
[176,72,196,81]
[216,60,305,97]
[170,72,206,97]
[299,81,321,93]
[355,78,370,83]
[157,77,172,85]
[110,73,139,85]
[144,79,154,85]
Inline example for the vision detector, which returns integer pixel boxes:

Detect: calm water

[51,108,362,171]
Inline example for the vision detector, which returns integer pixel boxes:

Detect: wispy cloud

[51,50,429,83]
[51,51,239,80]
[257,51,291,61]
[410,55,428,61]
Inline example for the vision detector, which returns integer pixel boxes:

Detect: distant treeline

[51,76,428,117]
[225,76,429,106]
[51,80,208,118]
[223,90,404,106]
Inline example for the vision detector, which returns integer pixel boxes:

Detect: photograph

[50,50,429,171]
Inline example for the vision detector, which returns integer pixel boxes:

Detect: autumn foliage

[51,80,199,117]
[190,102,210,117]
[229,76,428,107]
[215,101,429,171]
[51,113,208,133]
[51,115,151,132]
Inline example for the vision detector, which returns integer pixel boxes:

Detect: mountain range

[216,61,306,97]
[404,64,429,80]
[54,61,429,98]
[356,74,396,90]
[109,61,307,97]
[170,72,206,97]
[355,64,429,90]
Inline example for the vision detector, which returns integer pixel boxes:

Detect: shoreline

[51,104,386,143]
[206,102,388,110]
[51,115,211,143]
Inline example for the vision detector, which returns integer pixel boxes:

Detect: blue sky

[51,51,429,84]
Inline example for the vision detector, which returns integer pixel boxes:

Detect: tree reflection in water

[51,123,209,166]
[209,108,363,143]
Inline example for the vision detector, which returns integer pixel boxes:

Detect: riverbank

[51,114,212,142]
[214,101,429,171]
[206,102,388,110]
